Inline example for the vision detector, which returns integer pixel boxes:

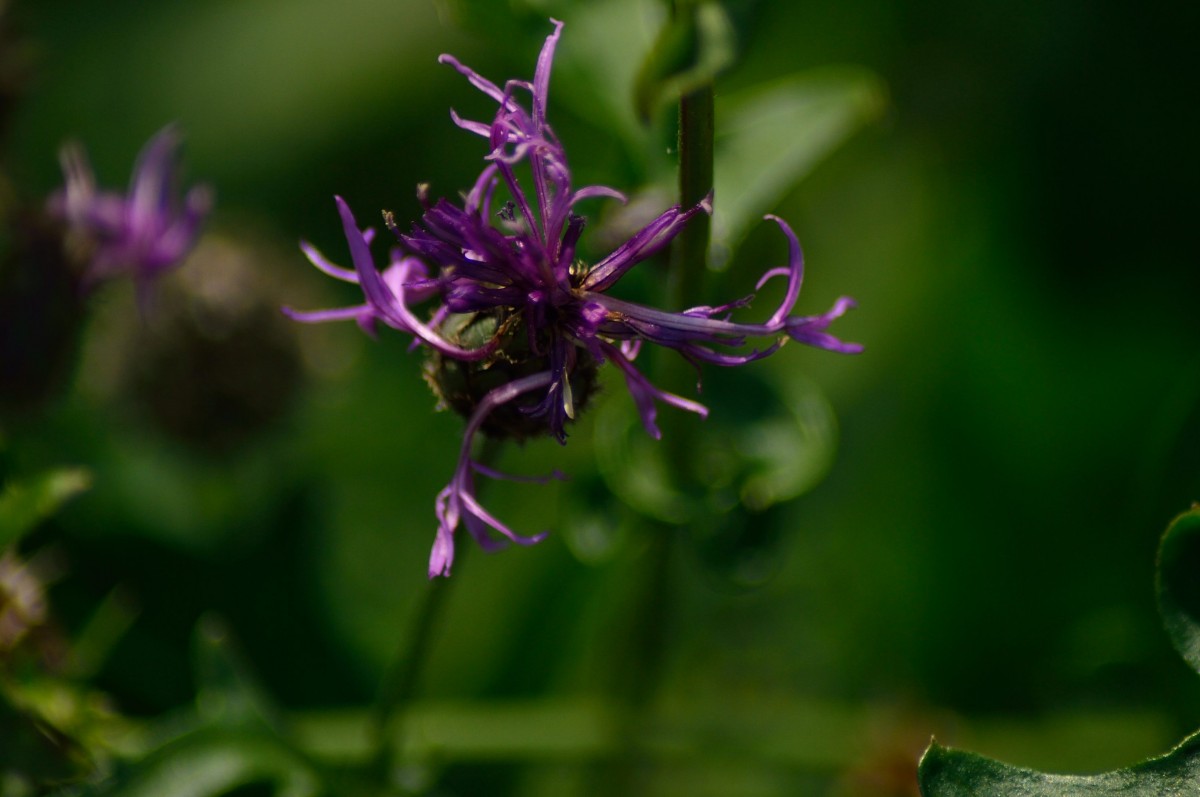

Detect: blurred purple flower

[287,20,861,577]
[47,124,212,307]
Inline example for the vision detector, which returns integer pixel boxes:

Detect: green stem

[664,0,716,466]
[367,438,501,788]
[368,554,456,787]
[668,30,715,309]
[663,8,716,482]
[593,10,718,793]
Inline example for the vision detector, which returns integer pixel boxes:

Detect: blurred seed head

[79,232,308,455]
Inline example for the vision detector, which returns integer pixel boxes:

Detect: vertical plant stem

[368,552,457,787]
[668,70,714,309]
[664,0,717,464]
[367,438,501,787]
[664,80,715,473]
[595,7,719,794]
[664,0,717,463]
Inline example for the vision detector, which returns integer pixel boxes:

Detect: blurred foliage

[919,508,1200,794]
[0,0,1195,795]
[0,465,89,549]
[1157,506,1200,675]
[711,69,886,265]
[920,731,1200,797]
[632,0,735,123]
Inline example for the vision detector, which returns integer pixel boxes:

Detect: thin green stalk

[668,85,714,310]
[368,554,456,787]
[664,0,716,468]
[667,0,715,310]
[663,80,714,476]
[367,438,501,788]
[593,8,718,793]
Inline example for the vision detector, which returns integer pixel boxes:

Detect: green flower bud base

[424,309,599,442]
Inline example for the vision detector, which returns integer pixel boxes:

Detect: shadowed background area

[2,0,1198,794]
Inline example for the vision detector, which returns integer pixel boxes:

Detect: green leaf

[0,466,91,548]
[916,507,1200,795]
[0,687,92,788]
[91,726,320,797]
[633,0,736,123]
[594,366,837,525]
[919,730,1200,796]
[711,68,886,266]
[1157,505,1200,675]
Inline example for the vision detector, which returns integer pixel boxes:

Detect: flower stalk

[670,85,714,310]
[368,553,456,786]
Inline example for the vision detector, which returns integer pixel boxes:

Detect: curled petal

[785,296,864,354]
[532,19,565,128]
[438,54,517,110]
[570,185,627,207]
[301,239,359,283]
[56,144,97,223]
[761,214,805,327]
[449,108,493,138]
[128,124,182,226]
[428,508,457,579]
[471,461,566,483]
[583,198,710,292]
[429,371,556,578]
[464,163,500,214]
[151,185,213,266]
[460,491,549,548]
[592,293,764,341]
[602,342,708,440]
[681,340,784,366]
[281,304,372,325]
[335,196,495,360]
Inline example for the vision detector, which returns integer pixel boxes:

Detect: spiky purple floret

[287,20,862,577]
[47,124,212,307]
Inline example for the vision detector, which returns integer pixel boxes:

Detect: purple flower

[47,124,212,307]
[287,20,861,578]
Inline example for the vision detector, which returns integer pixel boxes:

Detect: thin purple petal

[583,197,710,292]
[532,20,564,127]
[603,342,708,440]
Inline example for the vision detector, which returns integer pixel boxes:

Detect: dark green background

[4,0,1199,793]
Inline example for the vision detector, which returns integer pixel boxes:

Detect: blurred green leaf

[1157,505,1200,675]
[191,614,280,730]
[289,698,1170,774]
[594,366,837,525]
[0,687,91,790]
[711,68,886,266]
[6,676,142,763]
[90,726,320,797]
[633,0,735,123]
[917,507,1200,795]
[547,0,666,168]
[69,587,140,681]
[0,466,90,548]
[918,731,1200,796]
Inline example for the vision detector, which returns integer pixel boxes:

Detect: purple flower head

[287,20,861,578]
[47,124,212,307]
